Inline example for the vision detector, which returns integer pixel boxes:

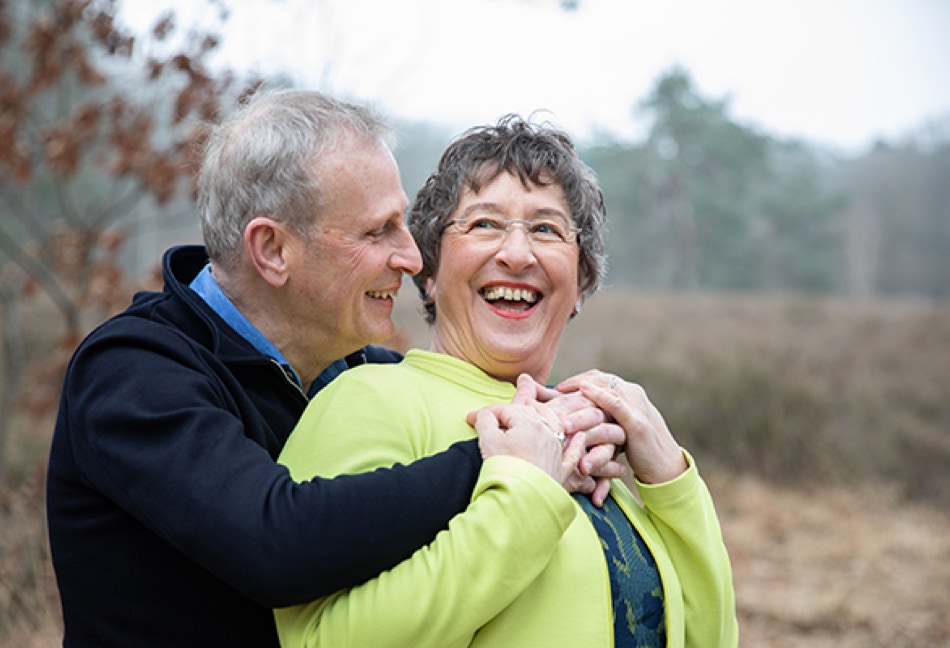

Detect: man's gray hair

[196,89,393,270]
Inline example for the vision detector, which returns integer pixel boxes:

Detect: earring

[572,299,582,316]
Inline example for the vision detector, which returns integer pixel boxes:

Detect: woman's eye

[469,217,503,231]
[533,221,565,238]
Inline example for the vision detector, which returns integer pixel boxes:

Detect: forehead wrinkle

[461,201,503,217]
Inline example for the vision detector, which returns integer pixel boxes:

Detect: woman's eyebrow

[461,202,504,217]
[462,202,568,220]
[534,206,570,219]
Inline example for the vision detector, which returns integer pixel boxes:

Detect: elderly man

[46,90,611,647]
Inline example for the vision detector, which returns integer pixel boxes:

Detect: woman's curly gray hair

[408,114,607,324]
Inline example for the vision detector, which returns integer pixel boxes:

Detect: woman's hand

[557,370,688,485]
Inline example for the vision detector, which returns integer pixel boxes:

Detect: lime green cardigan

[276,350,738,647]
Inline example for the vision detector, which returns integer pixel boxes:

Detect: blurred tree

[0,0,259,474]
[839,139,950,299]
[757,142,846,292]
[586,67,844,293]
[391,118,454,200]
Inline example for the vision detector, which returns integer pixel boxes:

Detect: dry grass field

[2,289,949,646]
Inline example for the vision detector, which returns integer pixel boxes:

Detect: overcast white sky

[122,0,950,153]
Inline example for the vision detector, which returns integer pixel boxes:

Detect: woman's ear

[245,217,290,287]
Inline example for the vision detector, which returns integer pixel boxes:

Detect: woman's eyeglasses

[442,216,579,246]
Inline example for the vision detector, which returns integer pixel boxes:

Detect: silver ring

[535,416,565,444]
[608,377,618,389]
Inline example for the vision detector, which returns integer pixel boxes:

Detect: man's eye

[367,220,399,239]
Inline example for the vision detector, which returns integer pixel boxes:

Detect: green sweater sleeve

[274,368,576,647]
[636,452,739,648]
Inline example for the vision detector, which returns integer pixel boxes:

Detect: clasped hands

[470,371,688,507]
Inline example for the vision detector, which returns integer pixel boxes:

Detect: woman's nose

[494,224,537,271]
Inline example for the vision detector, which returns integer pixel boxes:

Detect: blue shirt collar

[189,264,347,397]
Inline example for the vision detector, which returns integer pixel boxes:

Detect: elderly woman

[276,116,738,647]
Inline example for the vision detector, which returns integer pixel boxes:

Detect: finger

[532,382,562,403]
[555,369,606,394]
[578,381,637,431]
[472,408,500,433]
[467,402,511,427]
[467,401,521,427]
[580,443,623,476]
[568,474,596,496]
[512,373,540,406]
[564,470,596,495]
[472,409,503,459]
[561,406,608,435]
[576,421,625,448]
[560,431,587,483]
[590,477,612,508]
[546,392,599,428]
[469,402,536,429]
[587,459,627,480]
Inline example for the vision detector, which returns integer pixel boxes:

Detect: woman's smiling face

[425,171,581,384]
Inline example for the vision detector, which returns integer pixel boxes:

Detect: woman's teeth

[481,286,538,303]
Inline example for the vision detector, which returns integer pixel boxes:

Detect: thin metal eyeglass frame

[440,217,580,245]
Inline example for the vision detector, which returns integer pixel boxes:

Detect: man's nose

[392,223,423,275]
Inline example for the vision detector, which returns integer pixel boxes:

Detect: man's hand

[467,374,587,489]
[471,405,587,489]
[473,375,628,506]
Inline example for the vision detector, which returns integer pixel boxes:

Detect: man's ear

[245,217,290,287]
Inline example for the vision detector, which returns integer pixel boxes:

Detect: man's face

[288,137,421,363]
